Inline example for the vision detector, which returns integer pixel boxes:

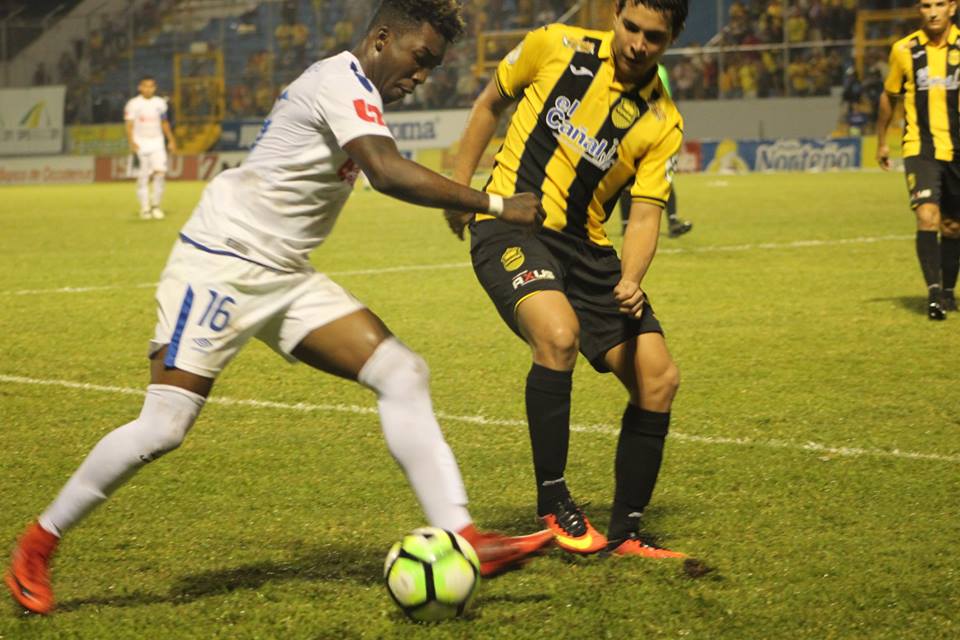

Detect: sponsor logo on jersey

[501,247,525,271]
[338,158,361,185]
[354,99,385,126]
[511,268,556,290]
[915,66,960,91]
[546,96,618,171]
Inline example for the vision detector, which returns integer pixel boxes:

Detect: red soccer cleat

[5,521,59,615]
[541,497,607,555]
[458,524,553,577]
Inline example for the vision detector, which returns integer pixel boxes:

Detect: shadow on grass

[57,541,382,612]
[865,295,928,316]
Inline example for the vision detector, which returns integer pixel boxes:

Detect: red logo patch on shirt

[353,99,385,125]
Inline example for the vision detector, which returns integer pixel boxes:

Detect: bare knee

[529,325,579,370]
[637,362,680,410]
[916,204,941,231]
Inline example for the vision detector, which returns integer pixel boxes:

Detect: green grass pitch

[0,173,957,639]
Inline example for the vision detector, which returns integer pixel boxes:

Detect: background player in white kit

[125,75,177,220]
[6,0,550,615]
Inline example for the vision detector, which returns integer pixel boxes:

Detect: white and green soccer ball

[383,526,481,622]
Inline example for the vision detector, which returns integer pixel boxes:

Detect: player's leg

[601,330,685,557]
[150,149,168,219]
[6,353,211,614]
[938,165,960,311]
[905,156,945,319]
[940,217,960,311]
[469,220,604,553]
[665,189,693,237]
[284,297,550,576]
[137,151,152,219]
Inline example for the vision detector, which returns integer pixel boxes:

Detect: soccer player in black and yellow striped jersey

[444,0,690,559]
[877,0,960,320]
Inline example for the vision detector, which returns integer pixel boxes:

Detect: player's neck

[925,26,952,47]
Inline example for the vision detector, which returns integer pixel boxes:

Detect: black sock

[666,190,678,222]
[916,230,942,300]
[941,236,960,293]
[608,405,670,542]
[525,363,573,516]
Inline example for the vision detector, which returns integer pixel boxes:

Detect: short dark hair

[368,0,466,43]
[617,0,688,37]
[138,75,156,84]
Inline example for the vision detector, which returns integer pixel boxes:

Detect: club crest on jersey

[546,96,618,171]
[501,247,525,271]
[512,268,556,290]
[612,98,640,129]
[951,49,960,67]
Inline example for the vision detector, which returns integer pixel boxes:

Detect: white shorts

[149,237,366,378]
[137,146,167,176]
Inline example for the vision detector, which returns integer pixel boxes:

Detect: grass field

[1,172,958,639]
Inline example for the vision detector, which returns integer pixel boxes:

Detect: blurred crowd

[21,0,923,125]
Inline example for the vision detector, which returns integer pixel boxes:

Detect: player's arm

[124,119,137,153]
[617,201,662,318]
[875,91,898,171]
[344,134,544,229]
[877,45,905,172]
[444,79,518,239]
[162,118,177,154]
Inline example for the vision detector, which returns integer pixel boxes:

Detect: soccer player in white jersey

[124,75,177,220]
[6,0,551,615]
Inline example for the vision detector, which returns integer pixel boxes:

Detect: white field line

[2,374,957,465]
[0,234,912,297]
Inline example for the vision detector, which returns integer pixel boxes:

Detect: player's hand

[499,193,546,231]
[444,209,473,240]
[614,279,645,318]
[877,145,891,171]
[168,140,178,154]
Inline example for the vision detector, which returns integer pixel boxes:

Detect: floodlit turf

[0,173,958,639]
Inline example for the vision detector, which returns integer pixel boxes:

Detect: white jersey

[180,51,394,272]
[124,95,168,151]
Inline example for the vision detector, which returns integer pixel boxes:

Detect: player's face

[376,23,447,104]
[139,79,157,99]
[612,2,674,84]
[919,0,957,37]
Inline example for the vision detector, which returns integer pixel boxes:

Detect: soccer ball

[383,526,481,622]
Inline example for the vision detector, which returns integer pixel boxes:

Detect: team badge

[501,247,525,271]
[612,98,640,129]
[950,49,960,67]
[561,36,596,55]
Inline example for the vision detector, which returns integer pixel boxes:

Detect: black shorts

[469,218,663,373]
[903,155,960,217]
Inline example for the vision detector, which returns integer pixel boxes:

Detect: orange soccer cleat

[541,498,607,555]
[5,521,59,615]
[607,532,688,559]
[458,524,554,577]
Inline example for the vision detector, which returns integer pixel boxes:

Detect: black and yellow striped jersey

[884,25,960,161]
[480,23,683,247]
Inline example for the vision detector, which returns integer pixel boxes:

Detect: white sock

[39,385,205,537]
[358,338,471,532]
[151,172,165,207]
[137,173,150,211]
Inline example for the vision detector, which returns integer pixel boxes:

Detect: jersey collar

[917,24,960,47]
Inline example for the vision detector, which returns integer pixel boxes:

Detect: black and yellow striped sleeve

[884,42,906,95]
